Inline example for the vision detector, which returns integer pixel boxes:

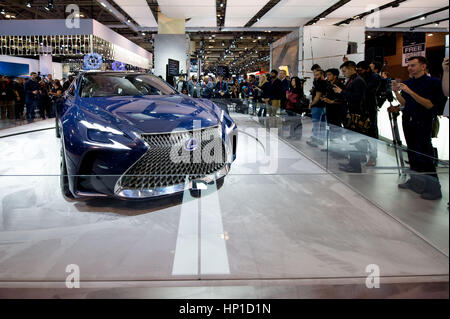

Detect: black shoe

[421,191,442,200]
[306,140,318,147]
[409,175,427,194]
[339,164,362,173]
[398,180,411,189]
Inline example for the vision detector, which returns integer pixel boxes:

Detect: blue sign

[112,60,126,71]
[0,61,29,77]
[83,53,103,70]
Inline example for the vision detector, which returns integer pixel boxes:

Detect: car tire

[60,146,74,199]
[55,117,60,138]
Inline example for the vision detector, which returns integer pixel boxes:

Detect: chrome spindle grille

[119,126,226,190]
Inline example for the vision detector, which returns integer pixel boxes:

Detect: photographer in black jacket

[389,56,445,200]
[321,68,346,133]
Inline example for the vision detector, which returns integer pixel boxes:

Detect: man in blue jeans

[307,69,327,147]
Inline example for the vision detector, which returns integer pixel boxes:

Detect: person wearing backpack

[388,56,446,200]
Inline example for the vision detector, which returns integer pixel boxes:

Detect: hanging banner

[402,33,426,67]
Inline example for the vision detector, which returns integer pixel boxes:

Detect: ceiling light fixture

[45,0,54,11]
[26,0,32,8]
[420,16,426,20]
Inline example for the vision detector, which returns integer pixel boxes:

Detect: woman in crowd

[254,74,270,117]
[230,81,240,99]
[285,76,304,116]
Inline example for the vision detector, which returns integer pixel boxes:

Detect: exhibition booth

[0,0,448,300]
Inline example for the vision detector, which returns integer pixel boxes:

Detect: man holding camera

[388,56,445,200]
[321,68,346,132]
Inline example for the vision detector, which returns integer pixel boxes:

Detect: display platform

[0,109,448,298]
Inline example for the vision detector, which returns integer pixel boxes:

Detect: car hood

[81,95,222,133]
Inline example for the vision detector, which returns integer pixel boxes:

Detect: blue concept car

[56,72,237,200]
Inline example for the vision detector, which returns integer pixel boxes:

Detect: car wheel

[60,146,74,199]
[55,117,60,138]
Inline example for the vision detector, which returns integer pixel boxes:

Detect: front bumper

[114,163,231,199]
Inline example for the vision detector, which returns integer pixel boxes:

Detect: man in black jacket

[279,70,290,110]
[24,72,40,122]
[357,61,381,166]
[12,77,25,120]
[333,61,368,173]
[307,69,328,147]
[268,69,283,116]
[0,75,15,120]
[333,61,367,130]
[322,68,346,128]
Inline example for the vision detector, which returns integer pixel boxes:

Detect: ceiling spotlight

[220,3,224,7]
[367,35,372,39]
[26,0,32,8]
[428,33,433,37]
[319,17,326,21]
[1,9,5,15]
[221,41,225,46]
[45,0,54,11]
[142,32,146,36]
[434,22,439,26]
[420,16,426,20]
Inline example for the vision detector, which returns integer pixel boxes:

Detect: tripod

[388,103,406,176]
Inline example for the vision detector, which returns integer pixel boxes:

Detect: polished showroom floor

[0,112,448,298]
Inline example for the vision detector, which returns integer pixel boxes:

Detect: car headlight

[80,120,130,150]
[80,120,123,135]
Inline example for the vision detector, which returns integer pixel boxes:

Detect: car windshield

[79,74,177,98]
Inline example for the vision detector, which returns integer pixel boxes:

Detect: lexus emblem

[185,138,199,151]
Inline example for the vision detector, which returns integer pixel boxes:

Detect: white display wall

[153,34,190,78]
[301,25,366,94]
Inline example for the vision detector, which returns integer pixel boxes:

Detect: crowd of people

[0,72,72,122]
[180,55,448,201]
